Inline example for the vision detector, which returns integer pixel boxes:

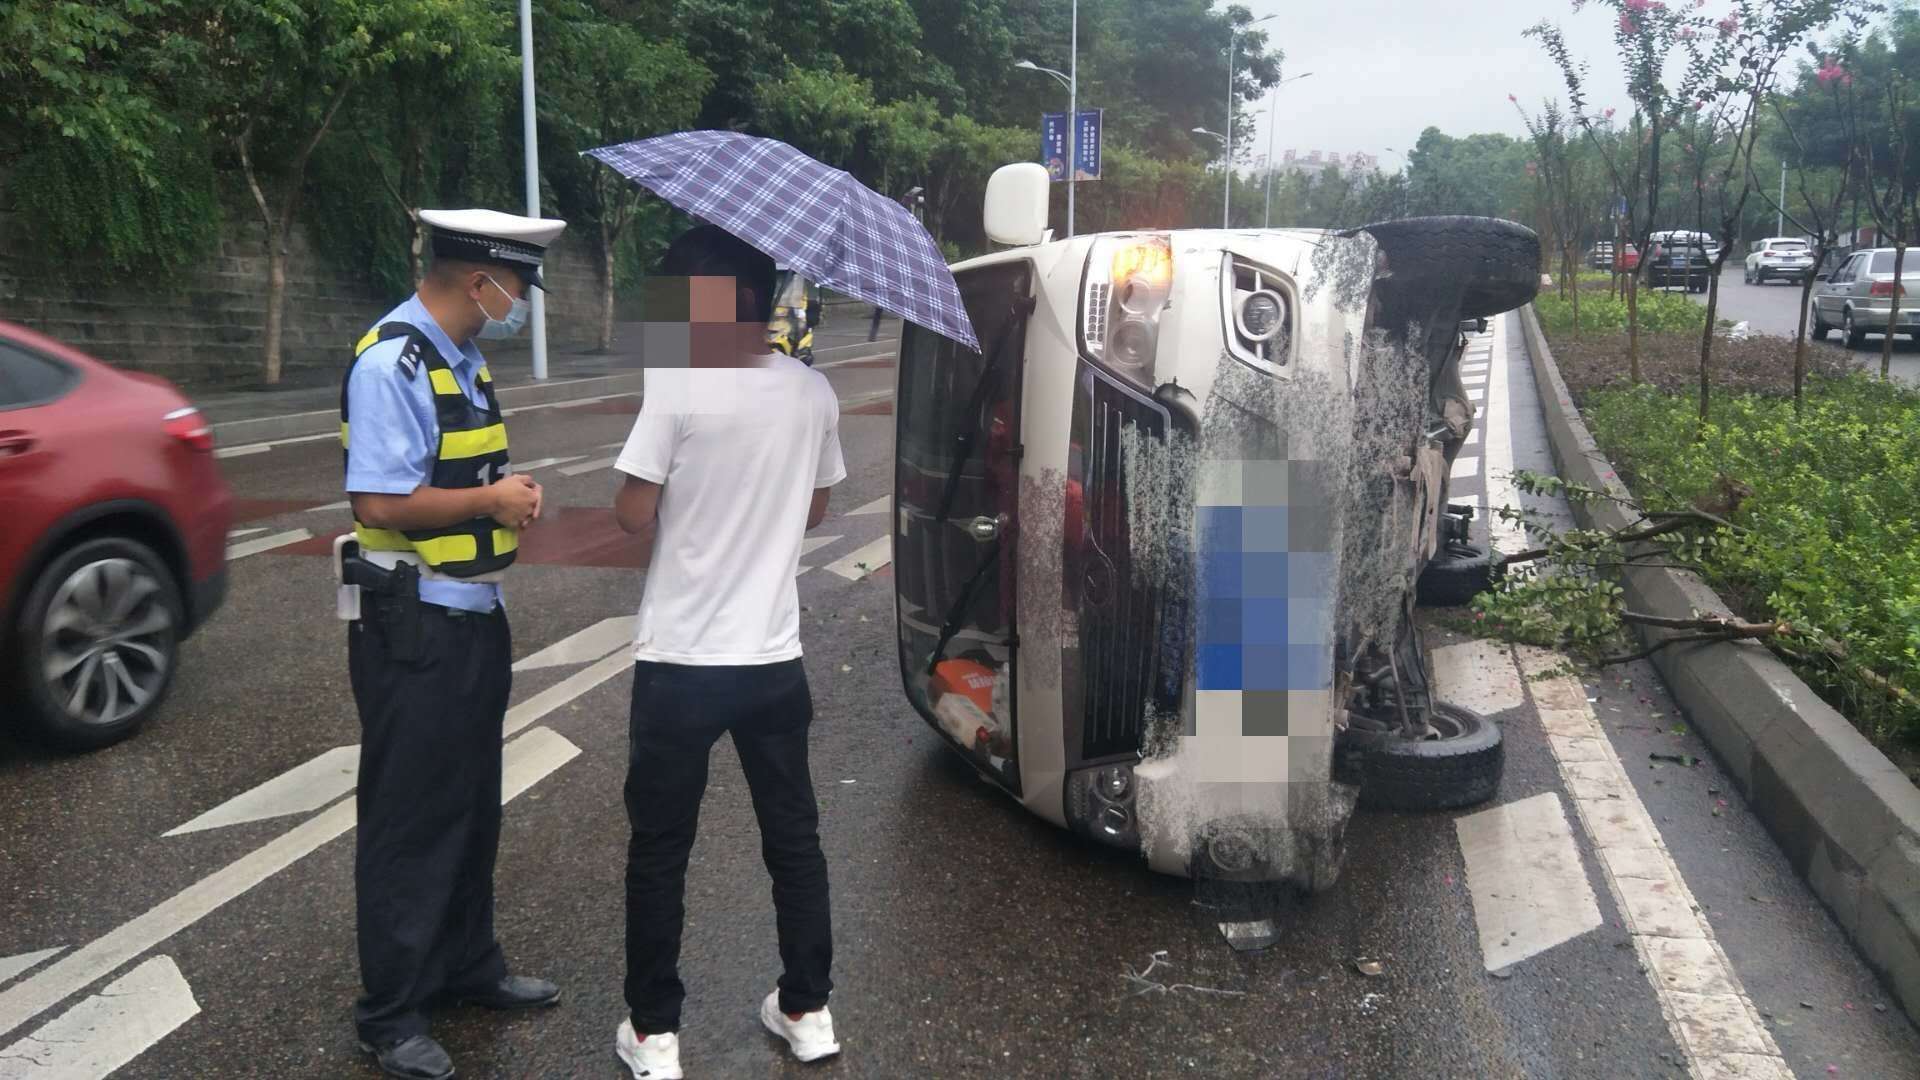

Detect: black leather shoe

[358,1034,455,1080]
[454,974,561,1010]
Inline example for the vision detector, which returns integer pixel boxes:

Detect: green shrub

[1583,377,1920,746]
[1535,288,1707,336]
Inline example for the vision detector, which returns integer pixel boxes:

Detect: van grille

[1079,370,1169,761]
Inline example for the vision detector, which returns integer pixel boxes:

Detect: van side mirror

[983,163,1050,247]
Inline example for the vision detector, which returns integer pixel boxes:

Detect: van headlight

[1080,235,1172,388]
[1236,290,1287,342]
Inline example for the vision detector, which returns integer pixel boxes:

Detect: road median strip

[1518,301,1920,1027]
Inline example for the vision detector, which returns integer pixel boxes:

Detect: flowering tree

[1842,59,1915,380]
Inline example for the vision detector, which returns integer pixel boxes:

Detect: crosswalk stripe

[846,496,889,516]
[824,537,891,580]
[516,455,589,472]
[558,455,619,476]
[226,528,311,561]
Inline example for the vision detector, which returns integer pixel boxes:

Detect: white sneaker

[615,1018,682,1079]
[760,990,841,1062]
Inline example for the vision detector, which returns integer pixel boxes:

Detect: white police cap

[421,208,568,289]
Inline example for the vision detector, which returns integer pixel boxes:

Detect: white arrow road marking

[845,496,889,516]
[0,956,198,1080]
[0,681,610,1042]
[1455,792,1603,971]
[0,954,62,990]
[513,455,588,473]
[162,747,361,837]
[512,616,634,672]
[1429,640,1526,716]
[225,529,311,561]
[824,537,891,581]
[557,455,618,476]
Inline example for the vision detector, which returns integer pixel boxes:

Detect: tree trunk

[1698,265,1721,429]
[1883,240,1906,381]
[264,237,287,385]
[1568,246,1580,333]
[1627,269,1641,383]
[1793,263,1816,412]
[598,226,616,354]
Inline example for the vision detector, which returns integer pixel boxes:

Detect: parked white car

[1744,237,1815,284]
[892,164,1541,898]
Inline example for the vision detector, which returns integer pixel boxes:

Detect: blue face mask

[476,274,530,339]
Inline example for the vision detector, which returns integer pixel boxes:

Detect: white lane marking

[814,352,895,370]
[1455,792,1604,971]
[1461,375,1488,387]
[1449,455,1480,482]
[1515,646,1789,1076]
[500,726,581,803]
[162,747,361,837]
[0,637,619,1043]
[845,496,889,517]
[514,455,587,473]
[306,500,350,513]
[225,529,311,561]
[1483,315,1523,555]
[512,616,634,672]
[1463,427,1482,447]
[500,390,640,418]
[549,395,609,409]
[225,528,266,540]
[557,455,618,476]
[1430,640,1525,715]
[0,956,199,1080]
[801,536,839,557]
[824,536,891,580]
[214,431,339,458]
[211,444,270,460]
[0,952,63,990]
[502,651,630,739]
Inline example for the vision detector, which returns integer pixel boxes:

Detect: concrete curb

[210,371,645,447]
[1517,303,1920,1025]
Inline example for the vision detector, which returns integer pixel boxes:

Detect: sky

[1236,0,1640,168]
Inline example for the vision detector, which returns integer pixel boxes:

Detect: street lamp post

[1014,0,1079,237]
[1224,13,1275,229]
[1261,71,1313,228]
[518,0,547,379]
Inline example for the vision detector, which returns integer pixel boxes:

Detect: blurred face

[640,275,768,367]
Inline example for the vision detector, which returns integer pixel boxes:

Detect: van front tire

[1340,704,1504,812]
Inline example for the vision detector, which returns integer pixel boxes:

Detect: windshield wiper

[932,298,1032,524]
[925,538,1003,676]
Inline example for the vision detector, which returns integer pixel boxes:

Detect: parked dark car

[0,321,232,750]
[1647,241,1711,292]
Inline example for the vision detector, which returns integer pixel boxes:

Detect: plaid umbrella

[587,131,979,352]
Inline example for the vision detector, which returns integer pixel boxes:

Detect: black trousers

[624,659,833,1034]
[348,599,512,1046]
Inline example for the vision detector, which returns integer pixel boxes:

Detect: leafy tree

[542,3,711,350]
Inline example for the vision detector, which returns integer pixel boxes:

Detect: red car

[0,321,232,750]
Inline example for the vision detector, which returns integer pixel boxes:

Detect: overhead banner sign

[1041,110,1104,182]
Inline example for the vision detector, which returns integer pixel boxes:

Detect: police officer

[338,208,566,1080]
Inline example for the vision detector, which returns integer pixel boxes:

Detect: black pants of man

[624,658,833,1034]
[349,598,512,1046]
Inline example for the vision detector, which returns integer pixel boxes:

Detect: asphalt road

[1692,264,1920,385]
[2,323,1916,1079]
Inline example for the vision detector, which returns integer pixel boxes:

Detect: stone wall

[0,209,604,388]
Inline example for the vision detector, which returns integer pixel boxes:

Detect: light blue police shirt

[344,295,505,614]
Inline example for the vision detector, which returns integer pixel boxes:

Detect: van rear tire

[1349,216,1543,320]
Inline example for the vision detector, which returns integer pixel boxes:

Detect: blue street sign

[1041,112,1068,181]
[1074,109,1102,181]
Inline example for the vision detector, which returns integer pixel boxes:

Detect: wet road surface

[2,318,1915,1078]
[1691,265,1920,386]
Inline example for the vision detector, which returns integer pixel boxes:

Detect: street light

[518,0,547,379]
[1224,13,1276,228]
[1261,71,1314,228]
[1012,0,1080,237]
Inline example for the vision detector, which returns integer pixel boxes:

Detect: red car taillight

[1869,281,1906,298]
[163,406,214,452]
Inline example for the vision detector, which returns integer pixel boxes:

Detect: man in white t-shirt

[609,226,847,1079]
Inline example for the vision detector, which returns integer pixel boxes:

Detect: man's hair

[427,256,531,292]
[660,224,777,324]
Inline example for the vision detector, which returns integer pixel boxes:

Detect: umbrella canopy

[587,131,979,352]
